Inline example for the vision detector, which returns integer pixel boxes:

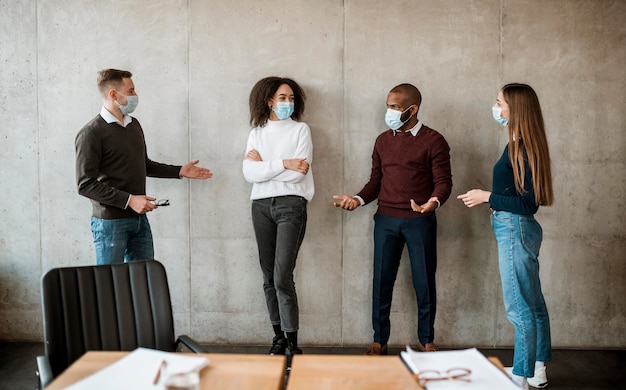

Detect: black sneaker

[269,336,288,355]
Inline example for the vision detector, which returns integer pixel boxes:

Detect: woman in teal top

[457,83,554,389]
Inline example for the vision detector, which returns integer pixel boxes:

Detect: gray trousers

[251,195,307,332]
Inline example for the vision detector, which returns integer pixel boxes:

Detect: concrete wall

[1,0,624,349]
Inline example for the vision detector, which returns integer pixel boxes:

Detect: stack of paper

[400,347,519,389]
[67,347,209,390]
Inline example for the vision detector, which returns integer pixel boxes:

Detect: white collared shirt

[100,106,133,127]
[392,120,423,136]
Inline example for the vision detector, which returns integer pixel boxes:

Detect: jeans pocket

[90,217,103,240]
[492,211,512,224]
[519,216,542,256]
[279,196,307,216]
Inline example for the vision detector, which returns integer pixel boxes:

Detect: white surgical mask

[492,107,508,126]
[385,106,413,130]
[116,92,139,115]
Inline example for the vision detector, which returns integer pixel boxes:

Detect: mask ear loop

[112,90,121,107]
[114,90,131,108]
[401,105,414,123]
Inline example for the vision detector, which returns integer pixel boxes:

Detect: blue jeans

[251,196,307,332]
[491,211,552,377]
[90,215,155,265]
[372,213,437,346]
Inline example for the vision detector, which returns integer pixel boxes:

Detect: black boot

[269,335,288,355]
[286,332,302,355]
[285,332,302,369]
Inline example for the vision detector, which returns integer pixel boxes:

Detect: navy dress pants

[372,213,437,346]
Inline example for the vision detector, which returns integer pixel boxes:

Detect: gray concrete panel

[0,0,624,349]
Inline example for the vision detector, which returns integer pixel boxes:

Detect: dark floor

[2,342,624,389]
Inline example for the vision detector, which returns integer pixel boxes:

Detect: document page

[66,347,209,390]
[400,347,519,389]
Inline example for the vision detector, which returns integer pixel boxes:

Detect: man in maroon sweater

[334,83,452,354]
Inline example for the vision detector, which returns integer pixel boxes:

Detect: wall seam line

[340,0,347,348]
[36,0,42,277]
[187,0,193,338]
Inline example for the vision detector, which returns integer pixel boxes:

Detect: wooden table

[287,354,505,390]
[46,351,286,390]
[287,354,422,390]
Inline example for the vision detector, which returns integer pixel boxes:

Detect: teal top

[489,144,538,215]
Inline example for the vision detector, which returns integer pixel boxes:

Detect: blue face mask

[385,106,413,130]
[492,107,508,126]
[272,102,294,120]
[116,92,139,115]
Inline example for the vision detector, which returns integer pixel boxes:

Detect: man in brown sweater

[75,69,212,265]
[334,83,452,354]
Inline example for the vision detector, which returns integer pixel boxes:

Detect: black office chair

[36,260,206,388]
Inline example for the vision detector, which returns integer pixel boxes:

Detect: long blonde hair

[502,83,554,206]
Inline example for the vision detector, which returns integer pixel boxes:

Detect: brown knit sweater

[75,115,181,219]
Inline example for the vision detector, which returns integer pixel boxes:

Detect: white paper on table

[66,347,209,390]
[400,347,519,389]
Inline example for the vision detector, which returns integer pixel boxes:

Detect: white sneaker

[504,367,530,390]
[527,366,548,388]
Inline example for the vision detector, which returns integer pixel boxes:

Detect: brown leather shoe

[416,342,439,352]
[365,342,388,355]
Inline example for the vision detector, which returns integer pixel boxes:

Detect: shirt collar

[100,106,133,127]
[393,120,422,136]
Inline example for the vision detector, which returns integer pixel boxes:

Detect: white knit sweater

[242,118,315,201]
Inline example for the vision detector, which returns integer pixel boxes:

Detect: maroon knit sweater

[357,125,452,218]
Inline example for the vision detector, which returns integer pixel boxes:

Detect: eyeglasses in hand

[154,199,170,206]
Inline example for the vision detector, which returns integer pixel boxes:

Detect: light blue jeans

[90,215,155,265]
[491,210,552,377]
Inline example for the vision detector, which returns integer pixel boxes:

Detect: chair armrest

[175,335,207,353]
[36,355,53,389]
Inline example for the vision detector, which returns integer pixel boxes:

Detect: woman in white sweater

[242,77,314,358]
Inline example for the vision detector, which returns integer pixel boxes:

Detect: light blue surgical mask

[492,106,508,126]
[272,102,294,120]
[116,91,138,115]
[385,106,413,130]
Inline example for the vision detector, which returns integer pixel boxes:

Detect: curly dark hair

[249,76,306,127]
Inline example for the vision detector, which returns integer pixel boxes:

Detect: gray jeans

[251,196,307,332]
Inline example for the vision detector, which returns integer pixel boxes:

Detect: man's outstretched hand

[180,160,212,179]
[333,195,359,211]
